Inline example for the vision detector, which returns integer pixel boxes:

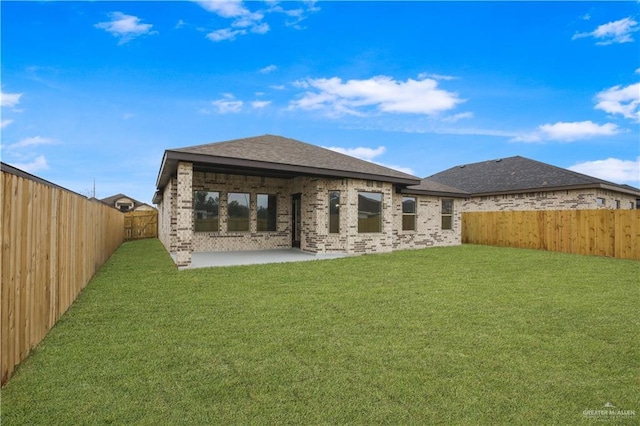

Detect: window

[614,200,620,209]
[596,197,606,207]
[194,191,219,232]
[329,191,340,233]
[257,194,277,232]
[402,196,416,231]
[227,192,250,232]
[116,198,134,212]
[358,192,382,233]
[441,199,453,230]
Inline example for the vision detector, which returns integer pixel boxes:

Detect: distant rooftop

[101,193,155,211]
[427,156,640,197]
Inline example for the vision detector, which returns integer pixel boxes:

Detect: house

[100,193,156,212]
[153,135,467,268]
[425,156,640,212]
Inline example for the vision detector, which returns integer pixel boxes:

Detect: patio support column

[175,161,193,268]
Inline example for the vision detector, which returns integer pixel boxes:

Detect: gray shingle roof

[156,135,420,192]
[426,156,640,196]
[173,135,418,181]
[101,193,154,210]
[404,178,469,197]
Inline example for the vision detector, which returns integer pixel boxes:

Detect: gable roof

[155,135,421,191]
[426,156,640,197]
[101,193,155,210]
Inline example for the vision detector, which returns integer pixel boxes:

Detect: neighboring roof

[403,178,469,198]
[101,193,155,210]
[426,156,640,197]
[155,135,421,193]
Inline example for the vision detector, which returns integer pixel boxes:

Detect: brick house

[153,135,466,268]
[100,193,156,212]
[425,156,640,212]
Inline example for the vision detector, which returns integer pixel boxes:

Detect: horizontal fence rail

[462,210,640,260]
[1,164,124,385]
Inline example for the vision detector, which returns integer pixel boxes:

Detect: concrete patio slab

[187,249,350,269]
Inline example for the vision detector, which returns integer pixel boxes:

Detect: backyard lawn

[2,239,638,424]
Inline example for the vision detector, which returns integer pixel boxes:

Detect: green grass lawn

[2,240,638,425]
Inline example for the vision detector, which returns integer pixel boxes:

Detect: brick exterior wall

[175,162,193,267]
[157,177,176,252]
[392,193,462,249]
[295,178,396,254]
[191,172,292,252]
[156,163,463,267]
[463,188,637,212]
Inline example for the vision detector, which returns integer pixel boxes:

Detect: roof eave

[155,151,170,189]
[156,150,420,189]
[470,183,640,197]
[401,187,469,198]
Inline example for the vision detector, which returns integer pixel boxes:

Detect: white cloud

[266,0,320,29]
[8,136,57,150]
[211,95,243,113]
[290,75,463,117]
[1,90,22,108]
[539,121,619,140]
[206,28,246,41]
[572,17,639,45]
[324,145,414,175]
[197,0,270,41]
[595,82,640,122]
[1,119,13,128]
[195,0,249,18]
[569,157,640,184]
[513,121,620,142]
[251,22,270,34]
[233,12,265,28]
[95,12,155,44]
[636,68,640,74]
[382,164,415,175]
[441,112,474,123]
[417,72,457,81]
[325,146,386,161]
[12,155,49,173]
[251,100,271,109]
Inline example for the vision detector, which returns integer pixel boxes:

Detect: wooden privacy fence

[124,210,158,240]
[1,164,124,385]
[462,209,640,260]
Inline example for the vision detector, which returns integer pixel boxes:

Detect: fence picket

[124,211,158,241]
[0,166,124,386]
[462,210,640,260]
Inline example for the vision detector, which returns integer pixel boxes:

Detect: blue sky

[1,1,639,204]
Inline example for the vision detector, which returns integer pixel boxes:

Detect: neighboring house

[153,135,466,268]
[425,156,640,212]
[101,193,156,212]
